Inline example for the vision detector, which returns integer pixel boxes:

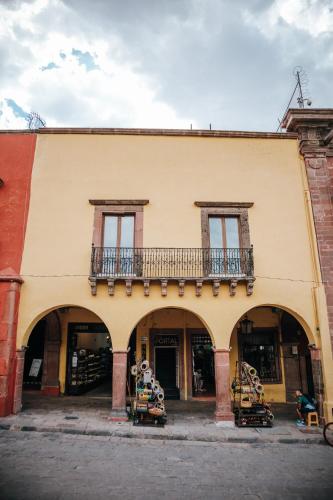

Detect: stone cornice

[0,275,24,284]
[282,108,333,131]
[194,201,254,208]
[34,128,297,140]
[89,199,149,206]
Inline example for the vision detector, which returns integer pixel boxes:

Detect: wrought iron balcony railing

[90,247,254,280]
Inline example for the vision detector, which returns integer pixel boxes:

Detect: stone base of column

[215,410,235,427]
[41,386,60,396]
[110,409,128,422]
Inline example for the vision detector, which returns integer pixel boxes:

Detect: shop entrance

[190,331,215,397]
[129,310,216,403]
[66,322,112,395]
[281,312,314,402]
[23,319,46,390]
[231,307,316,416]
[152,331,180,399]
[155,347,177,392]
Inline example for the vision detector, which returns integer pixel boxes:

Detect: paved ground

[0,392,324,445]
[0,430,332,500]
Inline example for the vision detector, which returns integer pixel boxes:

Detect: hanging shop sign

[69,322,109,334]
[154,335,179,346]
[29,358,43,377]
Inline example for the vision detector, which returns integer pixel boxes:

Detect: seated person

[295,389,316,425]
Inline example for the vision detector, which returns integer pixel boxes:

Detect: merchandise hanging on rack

[130,359,167,426]
[232,361,274,427]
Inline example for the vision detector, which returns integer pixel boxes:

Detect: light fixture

[239,315,254,335]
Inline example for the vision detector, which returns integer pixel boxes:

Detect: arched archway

[19,306,113,413]
[23,310,61,395]
[126,307,216,402]
[229,305,319,419]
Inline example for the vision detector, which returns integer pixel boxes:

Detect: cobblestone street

[0,430,332,500]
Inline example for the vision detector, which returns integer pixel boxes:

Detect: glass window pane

[103,216,118,247]
[225,217,239,248]
[120,216,134,248]
[209,218,222,248]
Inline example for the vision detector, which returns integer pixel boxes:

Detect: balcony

[89,247,254,297]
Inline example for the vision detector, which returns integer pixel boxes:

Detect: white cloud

[243,0,333,38]
[0,0,197,129]
[0,0,332,132]
[0,100,27,128]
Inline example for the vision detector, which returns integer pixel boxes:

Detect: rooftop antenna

[26,111,46,130]
[276,67,312,131]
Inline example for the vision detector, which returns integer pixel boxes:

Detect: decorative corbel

[229,279,238,297]
[195,280,203,297]
[125,279,132,296]
[178,279,185,297]
[161,279,168,297]
[88,277,97,296]
[212,279,220,296]
[143,279,150,297]
[107,279,115,296]
[246,279,255,296]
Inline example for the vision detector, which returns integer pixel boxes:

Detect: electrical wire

[3,273,326,285]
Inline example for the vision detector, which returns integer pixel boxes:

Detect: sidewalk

[0,394,324,444]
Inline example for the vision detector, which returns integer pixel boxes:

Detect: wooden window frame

[208,215,242,248]
[91,204,144,248]
[200,206,251,249]
[103,213,135,249]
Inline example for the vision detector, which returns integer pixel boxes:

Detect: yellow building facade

[15,128,333,424]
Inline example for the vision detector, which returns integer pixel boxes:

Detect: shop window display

[192,334,215,396]
[67,323,112,395]
[239,329,281,383]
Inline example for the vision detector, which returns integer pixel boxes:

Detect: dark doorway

[23,320,46,390]
[66,323,112,395]
[281,312,314,402]
[155,347,179,399]
[191,333,215,397]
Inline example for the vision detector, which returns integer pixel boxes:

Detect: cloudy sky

[0,0,332,131]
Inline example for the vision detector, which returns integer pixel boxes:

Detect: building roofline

[0,127,298,139]
[282,108,333,131]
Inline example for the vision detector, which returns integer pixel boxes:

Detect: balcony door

[103,215,135,275]
[208,216,240,275]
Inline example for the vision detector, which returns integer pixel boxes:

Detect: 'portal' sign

[154,335,179,346]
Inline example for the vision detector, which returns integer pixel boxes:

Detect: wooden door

[282,344,302,402]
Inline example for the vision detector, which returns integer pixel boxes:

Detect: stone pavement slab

[0,409,324,444]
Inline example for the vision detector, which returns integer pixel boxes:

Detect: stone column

[214,348,234,427]
[309,346,325,423]
[110,351,128,421]
[0,277,22,417]
[12,348,26,414]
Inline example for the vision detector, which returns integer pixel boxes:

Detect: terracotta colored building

[0,132,36,416]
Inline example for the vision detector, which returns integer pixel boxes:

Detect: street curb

[0,424,325,445]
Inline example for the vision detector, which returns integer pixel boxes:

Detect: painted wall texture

[0,132,36,416]
[15,129,333,420]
